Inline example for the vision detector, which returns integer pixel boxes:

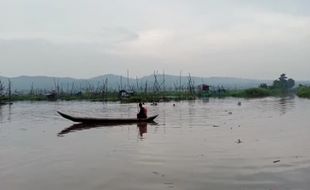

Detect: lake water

[1,97,310,190]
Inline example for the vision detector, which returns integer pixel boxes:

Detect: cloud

[0,0,309,80]
[108,9,310,58]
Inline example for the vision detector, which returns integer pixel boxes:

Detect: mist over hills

[0,74,308,92]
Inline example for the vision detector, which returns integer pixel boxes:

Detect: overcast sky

[0,0,309,80]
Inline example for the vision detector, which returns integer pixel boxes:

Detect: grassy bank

[0,91,197,103]
[229,88,271,98]
[0,87,307,104]
[297,86,310,98]
[228,88,286,98]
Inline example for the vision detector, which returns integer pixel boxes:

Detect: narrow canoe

[57,111,158,124]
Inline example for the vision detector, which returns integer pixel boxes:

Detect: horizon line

[0,73,309,82]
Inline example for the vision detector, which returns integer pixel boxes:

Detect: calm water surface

[1,97,310,190]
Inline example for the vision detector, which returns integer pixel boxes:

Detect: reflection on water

[0,103,13,123]
[0,104,2,122]
[58,123,115,136]
[252,96,296,116]
[277,95,295,115]
[58,121,153,138]
[7,103,12,121]
[137,122,148,139]
[1,97,310,190]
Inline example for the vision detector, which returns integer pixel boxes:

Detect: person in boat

[137,103,147,119]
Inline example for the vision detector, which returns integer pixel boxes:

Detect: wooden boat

[57,111,158,124]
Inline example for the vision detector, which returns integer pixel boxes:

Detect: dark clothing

[137,107,147,119]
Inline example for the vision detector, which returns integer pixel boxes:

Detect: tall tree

[272,73,295,90]
[287,78,295,89]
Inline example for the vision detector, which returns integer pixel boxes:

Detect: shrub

[297,86,310,98]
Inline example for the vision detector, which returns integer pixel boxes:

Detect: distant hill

[0,74,308,93]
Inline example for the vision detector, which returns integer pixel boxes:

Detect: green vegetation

[230,88,271,98]
[272,73,295,91]
[0,74,308,102]
[222,74,296,98]
[0,91,197,103]
[297,86,310,98]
